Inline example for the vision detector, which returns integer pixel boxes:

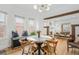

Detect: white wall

[0,6,29,50]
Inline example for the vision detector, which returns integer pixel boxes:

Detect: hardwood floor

[4,47,79,55]
[1,40,79,55]
[5,47,22,55]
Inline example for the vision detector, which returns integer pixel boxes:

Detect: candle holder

[37,31,41,38]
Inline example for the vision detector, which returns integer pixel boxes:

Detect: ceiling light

[33,4,51,12]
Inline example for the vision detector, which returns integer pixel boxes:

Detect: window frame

[0,11,7,39]
[15,15,25,36]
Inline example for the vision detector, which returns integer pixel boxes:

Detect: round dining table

[27,35,52,55]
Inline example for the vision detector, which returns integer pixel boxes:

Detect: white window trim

[15,15,25,26]
[0,11,7,39]
[15,15,25,36]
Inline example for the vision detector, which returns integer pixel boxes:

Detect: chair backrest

[22,31,28,36]
[48,44,55,54]
[55,39,68,55]
[12,31,19,38]
[23,41,37,55]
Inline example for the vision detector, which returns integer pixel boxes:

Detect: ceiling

[0,4,79,19]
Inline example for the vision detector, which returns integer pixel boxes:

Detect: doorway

[72,24,79,42]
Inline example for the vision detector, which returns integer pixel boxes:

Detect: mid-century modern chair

[41,42,50,55]
[11,31,21,48]
[22,41,37,55]
[41,39,58,55]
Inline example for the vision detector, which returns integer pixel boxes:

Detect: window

[29,18,36,33]
[0,12,6,38]
[15,16,24,36]
[62,23,71,33]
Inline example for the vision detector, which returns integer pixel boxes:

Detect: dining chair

[41,39,58,55]
[47,39,58,55]
[22,40,37,55]
[41,43,50,55]
[29,41,37,55]
[20,40,30,55]
[11,31,21,48]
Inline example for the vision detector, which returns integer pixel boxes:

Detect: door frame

[71,24,79,42]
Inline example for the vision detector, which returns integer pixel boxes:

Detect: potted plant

[30,32,36,36]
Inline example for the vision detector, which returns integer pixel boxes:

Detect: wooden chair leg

[41,49,46,55]
[54,51,56,55]
[22,48,24,55]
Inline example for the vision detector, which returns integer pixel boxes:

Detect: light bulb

[38,9,42,12]
[34,5,37,10]
[33,4,51,12]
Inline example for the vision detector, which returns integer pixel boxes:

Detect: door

[75,26,79,42]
